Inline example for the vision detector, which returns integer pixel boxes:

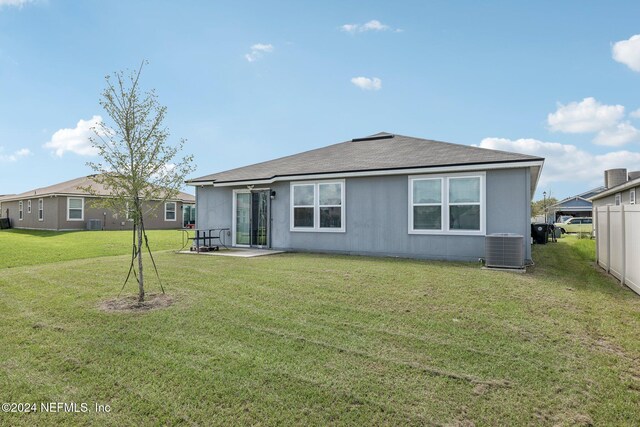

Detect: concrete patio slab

[177,248,285,258]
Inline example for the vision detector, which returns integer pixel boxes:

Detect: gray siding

[1,197,59,230]
[57,198,192,230]
[486,168,532,261]
[196,185,233,231]
[592,184,639,208]
[2,196,191,230]
[196,167,532,262]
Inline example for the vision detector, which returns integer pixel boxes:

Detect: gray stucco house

[187,133,544,262]
[0,175,195,231]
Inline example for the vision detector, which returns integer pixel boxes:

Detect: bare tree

[84,61,195,302]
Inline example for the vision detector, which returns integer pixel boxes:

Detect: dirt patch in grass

[99,293,174,313]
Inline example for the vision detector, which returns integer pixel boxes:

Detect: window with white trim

[411,178,442,230]
[448,177,481,230]
[615,193,621,206]
[292,184,314,228]
[291,181,345,232]
[125,201,135,221]
[631,189,636,205]
[67,197,84,221]
[38,199,44,221]
[27,200,32,214]
[165,202,176,221]
[409,174,484,234]
[18,201,23,220]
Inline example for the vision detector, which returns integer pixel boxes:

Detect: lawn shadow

[0,229,81,238]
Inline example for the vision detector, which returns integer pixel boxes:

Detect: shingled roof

[188,132,543,185]
[0,175,195,203]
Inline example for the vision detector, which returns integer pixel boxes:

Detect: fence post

[594,206,599,263]
[621,205,626,286]
[606,205,611,274]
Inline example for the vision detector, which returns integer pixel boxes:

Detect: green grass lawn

[0,231,638,425]
[0,229,186,268]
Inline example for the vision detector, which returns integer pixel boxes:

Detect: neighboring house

[591,181,639,208]
[187,132,544,262]
[590,168,640,296]
[0,175,195,231]
[547,187,605,222]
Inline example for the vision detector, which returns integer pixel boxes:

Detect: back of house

[187,133,544,263]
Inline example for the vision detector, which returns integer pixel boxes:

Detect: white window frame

[164,202,177,221]
[125,201,135,221]
[290,180,346,233]
[614,193,621,206]
[38,198,44,221]
[18,201,23,221]
[291,183,316,231]
[409,172,486,236]
[27,200,31,214]
[67,197,84,221]
[630,189,636,205]
[409,177,444,232]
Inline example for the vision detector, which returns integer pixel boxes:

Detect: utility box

[485,233,525,269]
[86,219,102,231]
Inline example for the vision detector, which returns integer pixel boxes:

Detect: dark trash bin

[0,218,10,229]
[531,223,549,244]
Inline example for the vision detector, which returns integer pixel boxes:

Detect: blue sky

[2,0,640,200]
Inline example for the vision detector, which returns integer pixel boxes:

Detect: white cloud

[151,163,176,179]
[593,122,640,146]
[0,147,31,162]
[245,43,274,62]
[44,115,102,157]
[612,34,640,72]
[478,137,640,188]
[251,43,273,53]
[361,20,388,31]
[546,97,640,146]
[351,76,382,91]
[547,97,625,133]
[341,24,358,33]
[0,0,33,8]
[341,20,394,33]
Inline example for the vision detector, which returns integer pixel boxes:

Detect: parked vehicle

[554,217,592,234]
[557,215,573,223]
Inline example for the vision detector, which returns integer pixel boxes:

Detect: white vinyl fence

[595,205,640,296]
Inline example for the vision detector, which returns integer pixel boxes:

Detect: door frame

[232,188,271,248]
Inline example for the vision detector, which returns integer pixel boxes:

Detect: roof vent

[351,134,394,142]
[604,168,627,188]
[628,171,640,181]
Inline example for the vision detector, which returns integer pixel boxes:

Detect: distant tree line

[531,197,558,217]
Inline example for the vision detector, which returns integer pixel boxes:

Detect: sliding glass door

[235,190,270,247]
[235,193,251,245]
[251,190,269,247]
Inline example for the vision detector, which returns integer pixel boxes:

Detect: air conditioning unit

[485,233,524,269]
[86,219,102,231]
